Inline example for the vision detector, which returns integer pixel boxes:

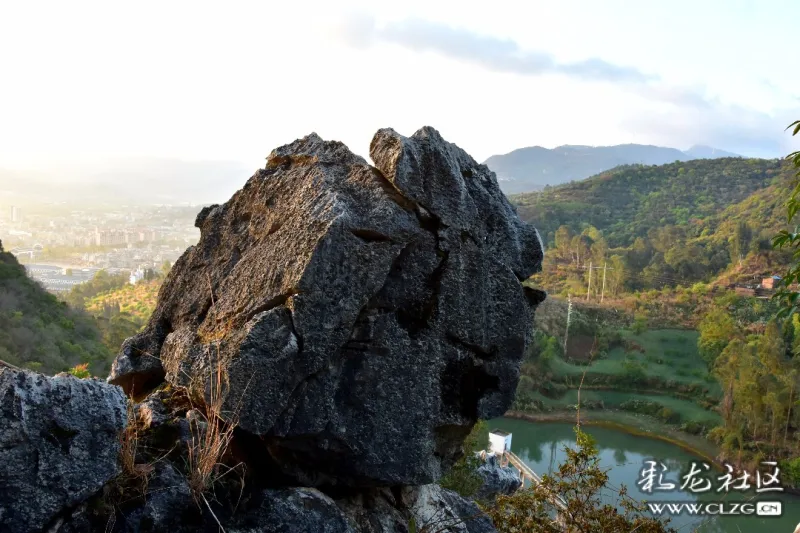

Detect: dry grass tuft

[181,276,248,530]
[185,345,241,501]
[119,400,155,492]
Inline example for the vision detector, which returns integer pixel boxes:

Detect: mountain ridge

[484,142,743,194]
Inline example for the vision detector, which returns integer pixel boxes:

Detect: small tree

[631,314,648,335]
[483,428,675,533]
[439,420,490,498]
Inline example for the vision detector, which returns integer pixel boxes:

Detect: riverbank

[505,409,721,466]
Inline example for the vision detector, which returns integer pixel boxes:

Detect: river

[490,418,800,533]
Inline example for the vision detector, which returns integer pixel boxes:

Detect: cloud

[336,14,799,157]
[341,15,654,84]
[336,15,720,110]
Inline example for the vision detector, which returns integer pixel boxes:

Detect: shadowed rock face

[0,369,127,533]
[109,126,544,488]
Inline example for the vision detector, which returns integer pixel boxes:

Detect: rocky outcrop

[473,454,523,501]
[0,127,544,532]
[0,368,127,533]
[225,484,496,533]
[110,126,544,489]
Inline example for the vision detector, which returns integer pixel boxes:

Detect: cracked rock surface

[0,369,127,533]
[109,126,544,488]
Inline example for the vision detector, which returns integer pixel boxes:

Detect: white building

[488,429,513,455]
[11,205,22,223]
[129,267,145,285]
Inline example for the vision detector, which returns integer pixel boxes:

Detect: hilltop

[485,143,741,194]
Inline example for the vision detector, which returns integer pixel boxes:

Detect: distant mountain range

[483,143,743,194]
[0,143,747,205]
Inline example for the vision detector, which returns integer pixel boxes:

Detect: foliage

[514,158,796,297]
[0,243,113,375]
[780,456,800,486]
[82,278,162,353]
[483,428,675,533]
[697,308,741,366]
[631,315,647,335]
[773,120,800,316]
[68,363,91,378]
[710,318,800,468]
[62,270,131,309]
[513,158,789,248]
[439,420,489,498]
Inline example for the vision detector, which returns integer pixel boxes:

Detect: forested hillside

[0,239,112,374]
[510,158,796,294]
[82,277,162,352]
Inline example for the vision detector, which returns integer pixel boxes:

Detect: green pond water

[489,418,800,533]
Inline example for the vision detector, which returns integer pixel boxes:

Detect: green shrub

[780,457,800,488]
[539,381,568,399]
[68,363,91,379]
[658,407,680,424]
[631,316,648,335]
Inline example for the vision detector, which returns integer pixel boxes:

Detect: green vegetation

[0,240,112,375]
[59,264,166,359]
[439,420,490,498]
[484,428,675,533]
[516,322,721,439]
[0,241,168,376]
[512,158,796,297]
[773,119,800,315]
[513,157,791,249]
[81,277,162,352]
[68,362,92,378]
[503,145,800,478]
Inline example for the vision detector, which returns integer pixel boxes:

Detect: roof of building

[490,429,510,437]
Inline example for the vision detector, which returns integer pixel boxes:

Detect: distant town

[0,204,201,292]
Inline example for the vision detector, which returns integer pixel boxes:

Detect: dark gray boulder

[332,484,497,533]
[0,368,127,533]
[118,462,196,533]
[403,485,497,533]
[473,454,523,501]
[109,126,544,488]
[229,488,358,533]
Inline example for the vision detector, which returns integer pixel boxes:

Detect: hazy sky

[0,0,798,174]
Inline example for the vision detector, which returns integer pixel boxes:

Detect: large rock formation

[0,369,127,533]
[110,126,544,489]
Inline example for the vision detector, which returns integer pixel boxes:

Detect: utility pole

[600,261,608,303]
[586,261,593,301]
[563,294,572,355]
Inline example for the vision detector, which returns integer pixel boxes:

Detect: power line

[586,261,593,301]
[601,261,607,303]
[550,261,696,286]
[563,293,573,354]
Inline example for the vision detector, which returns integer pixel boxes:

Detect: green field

[548,329,721,398]
[520,328,724,432]
[532,389,721,426]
